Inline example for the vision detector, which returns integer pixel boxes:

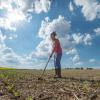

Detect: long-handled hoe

[38,56,51,80]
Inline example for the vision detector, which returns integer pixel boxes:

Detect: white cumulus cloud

[0,31,38,68]
[0,0,52,31]
[33,0,51,13]
[66,48,78,55]
[72,33,92,46]
[69,1,74,12]
[74,0,100,21]
[94,27,100,36]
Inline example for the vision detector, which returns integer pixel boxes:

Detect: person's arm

[49,40,56,59]
[49,39,59,59]
[49,49,54,59]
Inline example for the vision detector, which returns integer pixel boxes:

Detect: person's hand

[49,51,54,59]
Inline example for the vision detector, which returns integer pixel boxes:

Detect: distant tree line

[64,67,94,70]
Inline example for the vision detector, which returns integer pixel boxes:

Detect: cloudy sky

[0,0,100,69]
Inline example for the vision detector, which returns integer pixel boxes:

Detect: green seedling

[12,90,20,97]
[0,74,4,79]
[7,84,14,92]
[82,81,90,92]
[27,96,33,100]
[7,84,20,97]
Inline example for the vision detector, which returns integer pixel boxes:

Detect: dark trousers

[54,53,62,77]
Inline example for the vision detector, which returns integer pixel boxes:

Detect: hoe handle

[41,57,51,77]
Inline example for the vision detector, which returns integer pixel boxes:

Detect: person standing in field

[49,32,62,78]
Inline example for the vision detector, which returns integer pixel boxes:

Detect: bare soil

[0,69,100,100]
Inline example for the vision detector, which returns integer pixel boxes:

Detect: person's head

[50,32,56,40]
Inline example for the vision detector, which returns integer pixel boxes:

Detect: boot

[54,68,58,78]
[57,68,62,78]
[54,68,62,78]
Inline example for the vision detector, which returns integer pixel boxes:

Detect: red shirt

[53,39,62,53]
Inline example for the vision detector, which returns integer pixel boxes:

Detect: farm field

[0,69,100,100]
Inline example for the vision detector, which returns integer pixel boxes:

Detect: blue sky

[0,0,100,69]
